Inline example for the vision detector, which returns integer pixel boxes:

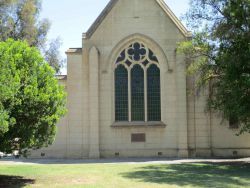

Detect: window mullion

[128,68,131,122]
[144,68,148,122]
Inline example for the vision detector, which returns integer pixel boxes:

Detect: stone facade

[30,0,250,159]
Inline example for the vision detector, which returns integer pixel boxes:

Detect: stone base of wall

[189,148,250,158]
[29,149,88,159]
[195,148,212,158]
[100,149,178,158]
[28,148,250,159]
[28,149,67,159]
[212,148,250,158]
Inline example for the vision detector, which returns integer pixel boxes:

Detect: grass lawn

[0,162,250,188]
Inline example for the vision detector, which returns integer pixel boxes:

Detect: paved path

[0,157,250,165]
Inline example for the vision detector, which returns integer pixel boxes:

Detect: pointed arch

[106,33,171,72]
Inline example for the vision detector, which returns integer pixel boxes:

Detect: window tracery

[116,42,159,66]
[115,42,161,122]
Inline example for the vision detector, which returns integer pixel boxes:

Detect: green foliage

[0,39,66,154]
[0,0,64,73]
[45,38,65,74]
[179,0,250,134]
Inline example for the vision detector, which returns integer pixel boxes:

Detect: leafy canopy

[0,39,66,154]
[0,0,64,73]
[178,0,250,134]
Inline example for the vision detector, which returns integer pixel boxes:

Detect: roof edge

[56,75,67,80]
[84,0,118,39]
[156,0,192,37]
[65,48,82,54]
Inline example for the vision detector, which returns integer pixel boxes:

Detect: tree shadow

[0,175,35,188]
[121,162,250,187]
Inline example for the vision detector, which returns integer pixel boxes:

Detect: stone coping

[111,121,166,128]
[65,48,82,54]
[55,75,67,80]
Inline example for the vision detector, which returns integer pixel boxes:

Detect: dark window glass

[116,49,125,63]
[149,49,159,62]
[128,42,146,61]
[115,65,128,121]
[125,60,132,67]
[147,64,161,121]
[131,65,145,121]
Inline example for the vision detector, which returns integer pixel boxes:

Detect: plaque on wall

[131,133,146,142]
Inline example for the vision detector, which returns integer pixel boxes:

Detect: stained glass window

[131,65,145,121]
[115,65,128,121]
[147,64,161,121]
[114,42,161,123]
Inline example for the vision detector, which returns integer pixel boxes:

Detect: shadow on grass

[0,175,35,188]
[121,162,250,187]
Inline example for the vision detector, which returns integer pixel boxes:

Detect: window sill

[111,121,166,128]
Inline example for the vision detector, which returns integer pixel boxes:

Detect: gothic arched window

[114,42,161,122]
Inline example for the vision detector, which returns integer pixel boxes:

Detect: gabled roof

[83,0,191,39]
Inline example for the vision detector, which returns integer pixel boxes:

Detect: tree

[45,38,65,74]
[0,0,64,73]
[0,39,19,136]
[0,39,66,155]
[178,0,250,134]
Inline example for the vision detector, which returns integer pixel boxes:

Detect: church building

[31,0,250,158]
